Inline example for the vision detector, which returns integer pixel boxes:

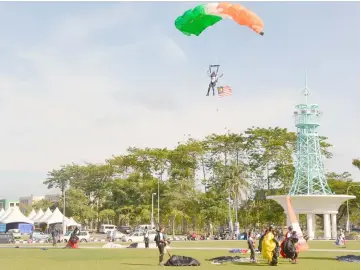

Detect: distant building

[44,194,61,203]
[19,194,61,213]
[19,195,44,213]
[19,195,44,206]
[0,199,19,211]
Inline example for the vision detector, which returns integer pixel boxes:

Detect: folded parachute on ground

[175,2,264,36]
[165,255,201,266]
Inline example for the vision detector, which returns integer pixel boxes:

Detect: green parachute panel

[175,4,223,36]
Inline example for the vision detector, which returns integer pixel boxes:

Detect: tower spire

[303,67,309,104]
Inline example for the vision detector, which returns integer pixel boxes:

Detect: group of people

[247,225,301,266]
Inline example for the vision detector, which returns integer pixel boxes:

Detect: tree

[327,173,360,224]
[99,209,116,224]
[41,126,339,234]
[198,190,228,234]
[32,199,56,211]
[223,161,249,225]
[44,166,73,200]
[58,188,95,225]
[245,127,296,191]
[352,159,360,170]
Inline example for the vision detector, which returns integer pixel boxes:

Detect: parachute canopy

[175,3,264,37]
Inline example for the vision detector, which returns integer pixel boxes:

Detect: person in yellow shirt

[262,225,280,266]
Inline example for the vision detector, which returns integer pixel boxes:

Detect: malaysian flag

[217,85,232,97]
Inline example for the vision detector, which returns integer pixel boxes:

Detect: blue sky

[0,1,359,199]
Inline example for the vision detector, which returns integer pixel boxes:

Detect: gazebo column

[307,214,315,240]
[331,213,337,239]
[312,214,317,239]
[323,214,331,239]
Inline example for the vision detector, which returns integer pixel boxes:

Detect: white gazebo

[267,195,355,240]
[31,209,44,221]
[35,208,53,223]
[27,209,36,220]
[0,207,34,224]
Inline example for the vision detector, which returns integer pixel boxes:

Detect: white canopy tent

[31,209,44,221]
[43,207,66,225]
[0,207,34,224]
[0,208,5,219]
[66,217,80,227]
[36,208,52,223]
[27,209,36,220]
[0,207,14,223]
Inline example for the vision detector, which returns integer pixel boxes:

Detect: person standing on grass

[155,226,167,266]
[144,226,150,248]
[262,225,280,266]
[112,228,117,242]
[258,228,268,253]
[247,231,257,263]
[51,228,58,247]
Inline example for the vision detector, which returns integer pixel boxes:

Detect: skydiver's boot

[206,84,211,96]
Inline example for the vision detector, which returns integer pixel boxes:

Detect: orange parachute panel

[217,3,264,35]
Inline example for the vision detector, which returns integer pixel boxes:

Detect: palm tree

[352,159,360,170]
[224,161,249,233]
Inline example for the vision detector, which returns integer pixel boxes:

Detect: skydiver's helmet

[211,72,216,77]
[288,226,293,231]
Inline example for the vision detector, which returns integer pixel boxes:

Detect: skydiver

[206,71,218,96]
[206,65,223,96]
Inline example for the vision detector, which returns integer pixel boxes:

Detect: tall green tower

[288,74,333,195]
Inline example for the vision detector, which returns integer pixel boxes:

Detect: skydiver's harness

[207,65,222,96]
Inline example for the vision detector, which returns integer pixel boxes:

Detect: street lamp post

[346,185,358,232]
[228,190,233,237]
[62,187,66,236]
[151,193,156,229]
[62,177,72,237]
[157,178,160,226]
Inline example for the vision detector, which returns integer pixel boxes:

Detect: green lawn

[3,240,360,251]
[0,248,359,270]
[168,240,360,250]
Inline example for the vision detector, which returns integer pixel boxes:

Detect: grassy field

[0,240,359,270]
[5,240,360,250]
[0,247,359,270]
